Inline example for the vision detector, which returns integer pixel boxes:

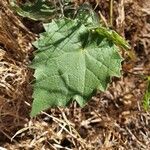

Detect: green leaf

[75,2,130,50]
[31,18,123,116]
[75,2,100,27]
[10,0,56,21]
[143,77,150,110]
[95,27,131,50]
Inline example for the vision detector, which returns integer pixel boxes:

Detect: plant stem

[110,0,113,27]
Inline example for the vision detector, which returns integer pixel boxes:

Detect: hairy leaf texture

[31,18,123,116]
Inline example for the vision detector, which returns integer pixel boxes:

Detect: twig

[110,0,114,27]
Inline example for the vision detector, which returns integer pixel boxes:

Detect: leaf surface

[143,77,150,110]
[10,0,57,21]
[31,18,122,116]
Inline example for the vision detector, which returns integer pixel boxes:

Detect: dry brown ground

[0,0,150,149]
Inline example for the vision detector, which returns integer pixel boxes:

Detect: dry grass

[0,0,150,149]
[0,0,35,141]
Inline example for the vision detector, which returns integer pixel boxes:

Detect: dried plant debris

[2,95,150,149]
[0,48,31,141]
[0,1,35,62]
[0,0,34,141]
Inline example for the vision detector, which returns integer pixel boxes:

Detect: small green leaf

[31,18,123,116]
[75,2,99,27]
[143,77,150,110]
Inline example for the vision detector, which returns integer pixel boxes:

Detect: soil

[0,0,150,149]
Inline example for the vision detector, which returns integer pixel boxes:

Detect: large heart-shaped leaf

[31,18,123,116]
